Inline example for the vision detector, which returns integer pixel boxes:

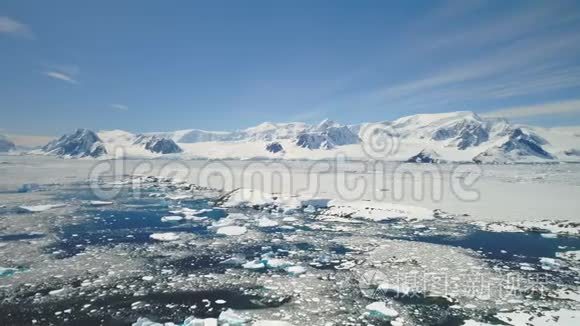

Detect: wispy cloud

[483,99,580,118]
[111,104,129,111]
[0,16,33,39]
[323,1,580,118]
[44,65,79,84]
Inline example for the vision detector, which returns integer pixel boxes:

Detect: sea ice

[365,301,399,320]
[242,260,266,270]
[557,250,580,262]
[149,232,180,241]
[285,265,307,275]
[495,309,580,326]
[257,217,279,227]
[253,321,294,326]
[18,203,66,212]
[161,215,184,222]
[88,200,114,206]
[216,225,247,236]
[218,309,248,325]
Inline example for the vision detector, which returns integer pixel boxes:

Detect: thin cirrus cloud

[44,65,79,84]
[319,1,580,119]
[0,16,33,39]
[483,99,580,119]
[111,104,129,111]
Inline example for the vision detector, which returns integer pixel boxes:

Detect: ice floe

[216,225,247,236]
[220,188,435,221]
[257,217,279,227]
[149,232,181,241]
[365,301,399,321]
[218,309,249,325]
[161,215,185,222]
[495,309,580,326]
[17,203,67,212]
[476,220,580,236]
[88,200,113,206]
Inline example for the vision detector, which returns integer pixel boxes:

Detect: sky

[1,0,580,137]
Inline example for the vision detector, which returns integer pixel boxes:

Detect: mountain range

[18,111,580,163]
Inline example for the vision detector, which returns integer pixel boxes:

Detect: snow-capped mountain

[162,122,311,143]
[473,128,553,164]
[0,134,16,152]
[40,129,107,158]
[36,111,580,163]
[294,119,360,150]
[133,135,182,154]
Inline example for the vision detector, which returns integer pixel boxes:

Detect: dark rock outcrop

[265,142,284,153]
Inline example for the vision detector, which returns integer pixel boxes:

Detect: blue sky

[1,0,580,136]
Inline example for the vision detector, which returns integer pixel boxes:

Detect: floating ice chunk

[474,222,524,233]
[495,309,580,326]
[220,255,246,266]
[243,260,265,270]
[150,232,180,241]
[183,317,218,326]
[253,321,294,326]
[557,250,580,262]
[365,302,399,320]
[88,200,113,206]
[166,193,193,200]
[285,265,307,275]
[133,316,218,326]
[483,220,580,237]
[539,257,561,270]
[0,267,17,277]
[377,283,416,297]
[263,258,293,269]
[221,188,276,208]
[335,261,356,270]
[18,183,41,193]
[169,207,215,219]
[216,226,247,236]
[550,288,580,302]
[218,309,248,325]
[257,217,279,228]
[519,263,536,271]
[18,203,66,212]
[460,320,496,326]
[132,317,178,326]
[323,200,434,221]
[161,215,184,222]
[303,205,317,213]
[49,288,66,295]
[142,276,154,281]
